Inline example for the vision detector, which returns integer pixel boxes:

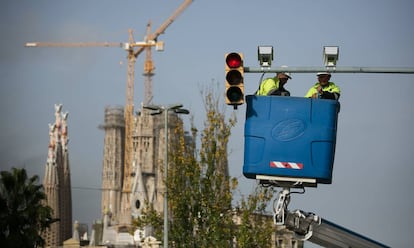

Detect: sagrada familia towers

[42,104,73,246]
[40,103,187,246]
[100,106,185,226]
[97,105,188,244]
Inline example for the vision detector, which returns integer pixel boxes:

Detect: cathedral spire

[42,104,73,246]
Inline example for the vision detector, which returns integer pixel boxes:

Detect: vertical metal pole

[164,109,168,248]
[142,104,188,247]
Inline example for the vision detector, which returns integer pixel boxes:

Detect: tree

[134,83,275,247]
[0,167,53,248]
[168,85,237,247]
[234,186,275,248]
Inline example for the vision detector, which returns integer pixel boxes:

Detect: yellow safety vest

[305,82,340,98]
[256,77,281,96]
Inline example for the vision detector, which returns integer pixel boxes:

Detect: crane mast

[143,22,155,105]
[120,29,138,221]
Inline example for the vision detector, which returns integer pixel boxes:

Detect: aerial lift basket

[243,95,340,186]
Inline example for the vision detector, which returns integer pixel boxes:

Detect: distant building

[275,225,304,248]
[42,104,73,247]
[99,105,187,245]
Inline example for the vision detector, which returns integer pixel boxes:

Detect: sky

[1,0,413,247]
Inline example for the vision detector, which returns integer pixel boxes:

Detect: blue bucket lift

[243,95,340,187]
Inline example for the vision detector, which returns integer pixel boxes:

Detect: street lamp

[143,103,189,248]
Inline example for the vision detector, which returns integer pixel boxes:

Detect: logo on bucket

[272,119,306,141]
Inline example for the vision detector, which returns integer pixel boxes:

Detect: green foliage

[234,187,275,248]
[188,87,235,247]
[135,83,275,247]
[0,167,53,248]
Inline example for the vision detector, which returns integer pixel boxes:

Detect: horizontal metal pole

[244,66,414,74]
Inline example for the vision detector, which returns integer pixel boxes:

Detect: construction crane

[141,0,193,105]
[26,0,193,224]
[25,33,162,222]
[122,0,192,222]
[25,0,192,225]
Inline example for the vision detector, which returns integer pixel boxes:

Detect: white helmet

[317,72,331,76]
[280,65,292,79]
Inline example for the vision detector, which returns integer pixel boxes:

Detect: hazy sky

[1,1,413,247]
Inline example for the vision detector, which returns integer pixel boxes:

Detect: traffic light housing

[225,52,244,109]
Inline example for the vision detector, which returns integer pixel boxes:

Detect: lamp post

[143,103,189,248]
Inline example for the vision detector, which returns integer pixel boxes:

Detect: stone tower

[99,106,125,222]
[43,104,73,246]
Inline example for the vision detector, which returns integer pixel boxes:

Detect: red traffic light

[225,52,244,109]
[226,53,242,68]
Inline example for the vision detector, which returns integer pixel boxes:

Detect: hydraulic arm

[272,187,390,248]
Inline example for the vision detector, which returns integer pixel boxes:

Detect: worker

[256,71,292,96]
[305,72,341,100]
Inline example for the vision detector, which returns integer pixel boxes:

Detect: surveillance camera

[323,46,339,67]
[258,46,274,67]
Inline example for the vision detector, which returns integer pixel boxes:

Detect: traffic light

[225,52,244,109]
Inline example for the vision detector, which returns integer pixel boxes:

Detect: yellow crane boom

[135,0,193,58]
[25,42,123,47]
[141,0,193,105]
